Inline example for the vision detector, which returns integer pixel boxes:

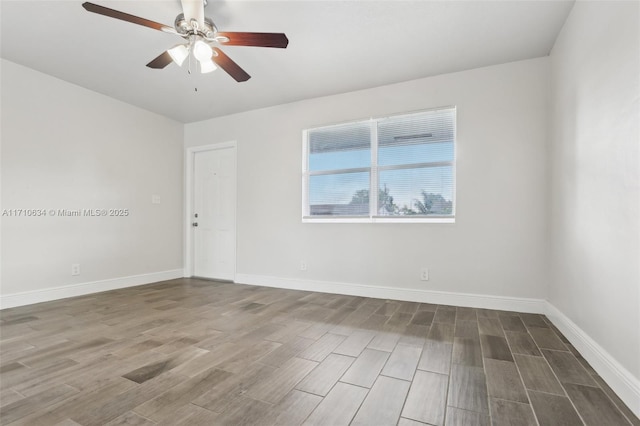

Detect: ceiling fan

[81,0,289,82]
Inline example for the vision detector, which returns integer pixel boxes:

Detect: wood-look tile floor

[1,278,638,426]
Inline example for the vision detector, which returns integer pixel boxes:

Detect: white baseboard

[0,269,184,310]
[545,302,640,419]
[234,273,547,313]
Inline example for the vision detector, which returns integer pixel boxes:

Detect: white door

[192,146,236,280]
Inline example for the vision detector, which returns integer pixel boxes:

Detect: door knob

[192,222,198,227]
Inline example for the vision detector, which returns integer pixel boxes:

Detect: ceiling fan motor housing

[174,13,217,38]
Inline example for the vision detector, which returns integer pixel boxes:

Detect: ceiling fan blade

[147,51,173,69]
[212,48,251,82]
[181,0,205,29]
[216,32,289,48]
[82,2,176,34]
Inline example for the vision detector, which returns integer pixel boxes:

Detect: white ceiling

[1,0,574,123]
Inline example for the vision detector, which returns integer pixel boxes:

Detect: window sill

[302,216,455,224]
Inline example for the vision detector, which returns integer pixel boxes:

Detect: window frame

[302,107,456,224]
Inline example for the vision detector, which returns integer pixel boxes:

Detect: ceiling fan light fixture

[193,39,213,63]
[200,59,218,74]
[168,44,189,66]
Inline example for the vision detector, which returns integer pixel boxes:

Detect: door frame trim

[184,141,238,280]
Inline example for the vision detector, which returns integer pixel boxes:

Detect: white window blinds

[304,107,456,222]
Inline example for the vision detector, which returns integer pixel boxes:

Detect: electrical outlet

[152,195,161,204]
[71,264,81,276]
[300,261,307,271]
[420,268,429,281]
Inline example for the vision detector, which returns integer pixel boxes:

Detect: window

[303,107,456,223]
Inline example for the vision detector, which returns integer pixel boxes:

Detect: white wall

[0,59,184,305]
[549,0,640,386]
[186,58,550,301]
